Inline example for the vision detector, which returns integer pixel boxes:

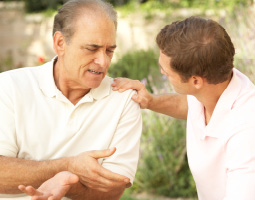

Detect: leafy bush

[24,0,64,12]
[116,0,254,18]
[219,6,255,84]
[0,51,15,73]
[106,0,131,6]
[132,112,197,198]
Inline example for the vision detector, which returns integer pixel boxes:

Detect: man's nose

[94,51,109,68]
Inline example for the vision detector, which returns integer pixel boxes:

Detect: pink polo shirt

[187,68,255,200]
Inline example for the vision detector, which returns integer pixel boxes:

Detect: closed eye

[107,49,114,53]
[86,48,97,52]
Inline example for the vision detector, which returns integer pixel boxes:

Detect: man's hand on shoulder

[112,77,188,119]
[112,78,153,109]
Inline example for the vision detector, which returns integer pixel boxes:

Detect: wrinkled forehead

[75,11,116,33]
[75,4,117,29]
[70,12,116,46]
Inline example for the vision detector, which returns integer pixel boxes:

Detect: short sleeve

[0,73,18,157]
[101,90,142,184]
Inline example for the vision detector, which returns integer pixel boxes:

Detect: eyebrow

[85,44,117,49]
[158,62,168,75]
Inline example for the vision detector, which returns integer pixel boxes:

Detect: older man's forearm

[0,156,68,194]
[66,182,125,200]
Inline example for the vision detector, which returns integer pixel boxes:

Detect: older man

[0,0,142,199]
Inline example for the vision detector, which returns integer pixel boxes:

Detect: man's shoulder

[93,76,139,108]
[232,69,255,110]
[0,67,31,85]
[0,65,44,80]
[102,76,137,97]
[0,64,50,93]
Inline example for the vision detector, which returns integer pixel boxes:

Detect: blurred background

[0,0,254,199]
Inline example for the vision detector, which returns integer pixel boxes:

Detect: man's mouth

[88,69,102,75]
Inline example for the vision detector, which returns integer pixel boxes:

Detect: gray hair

[53,0,117,42]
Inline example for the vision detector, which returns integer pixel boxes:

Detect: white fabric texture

[0,58,142,199]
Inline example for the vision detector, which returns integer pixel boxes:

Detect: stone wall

[0,1,162,70]
[0,1,254,71]
[0,2,55,70]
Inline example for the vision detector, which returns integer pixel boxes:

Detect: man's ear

[191,76,204,89]
[53,31,66,56]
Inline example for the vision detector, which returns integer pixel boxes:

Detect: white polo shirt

[187,68,255,200]
[0,58,142,199]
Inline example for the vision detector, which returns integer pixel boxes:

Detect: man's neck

[196,78,231,125]
[53,60,90,105]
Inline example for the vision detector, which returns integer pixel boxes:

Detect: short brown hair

[156,16,235,84]
[53,0,117,43]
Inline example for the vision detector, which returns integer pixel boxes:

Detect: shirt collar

[39,56,58,98]
[204,68,245,138]
[89,76,111,100]
[78,76,111,104]
[39,56,111,101]
[214,68,242,111]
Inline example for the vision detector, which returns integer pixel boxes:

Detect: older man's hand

[68,147,130,192]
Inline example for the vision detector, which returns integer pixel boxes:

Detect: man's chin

[87,82,102,89]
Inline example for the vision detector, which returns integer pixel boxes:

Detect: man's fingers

[112,77,151,109]
[79,162,130,189]
[19,185,53,200]
[112,80,129,91]
[131,94,139,103]
[67,173,79,185]
[61,172,79,185]
[126,182,132,188]
[18,185,26,192]
[112,78,144,92]
[48,197,60,200]
[88,147,116,159]
[97,165,130,184]
[18,185,43,196]
[31,195,51,200]
[81,171,129,192]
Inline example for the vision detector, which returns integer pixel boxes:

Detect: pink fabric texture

[187,69,255,200]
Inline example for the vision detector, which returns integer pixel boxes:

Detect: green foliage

[116,0,254,17]
[175,0,253,8]
[132,112,197,198]
[7,0,252,13]
[108,49,160,93]
[0,51,15,73]
[217,6,255,84]
[120,191,139,200]
[24,0,64,12]
[106,0,131,6]
[235,59,255,84]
